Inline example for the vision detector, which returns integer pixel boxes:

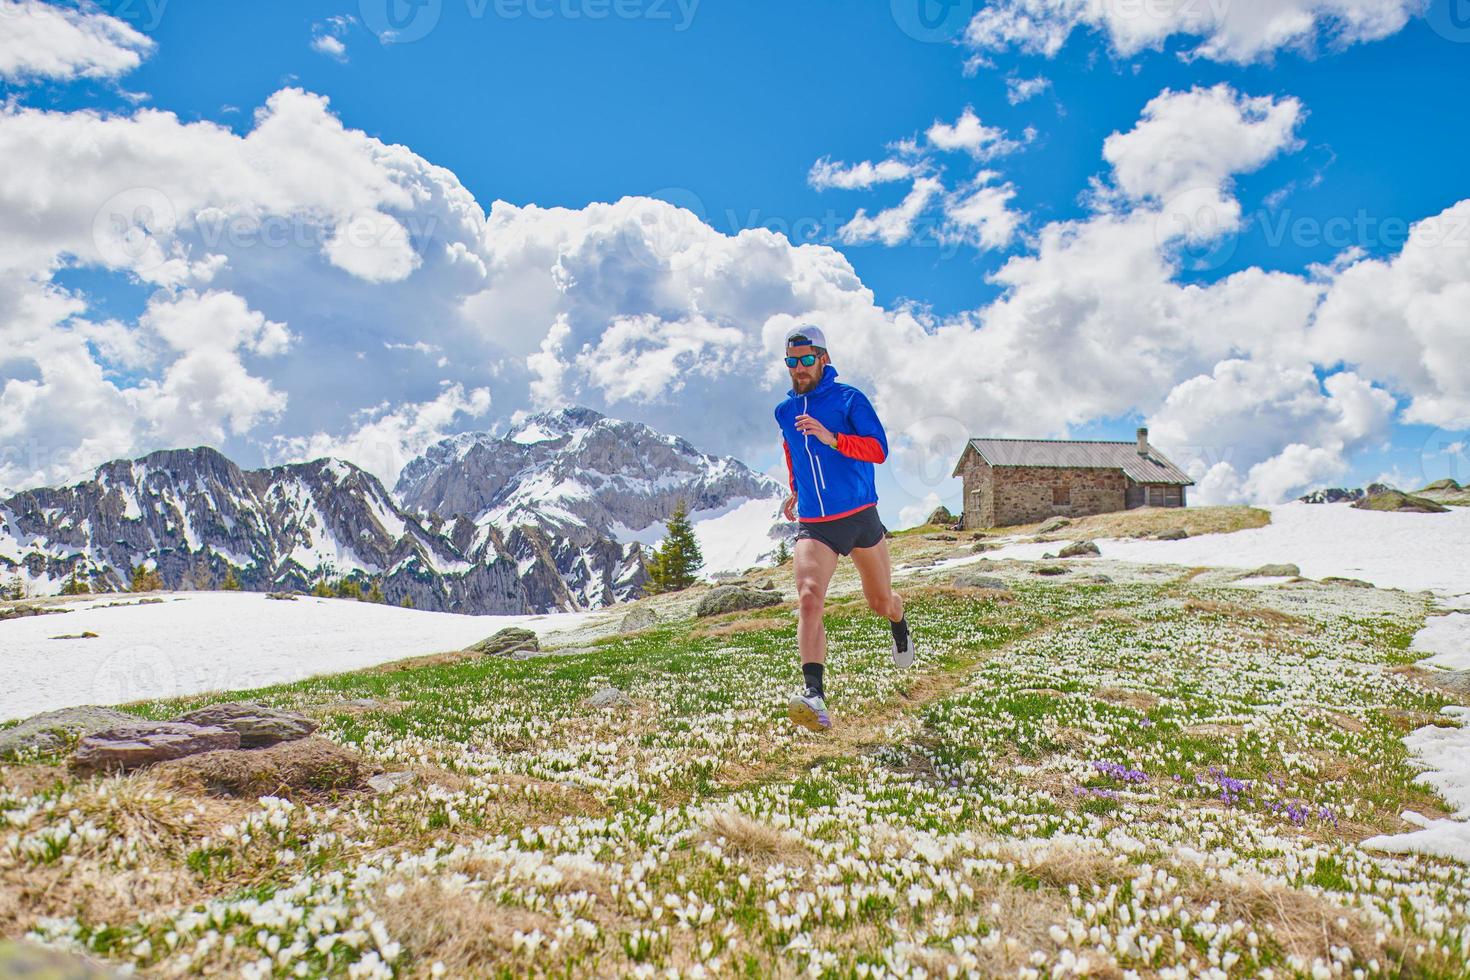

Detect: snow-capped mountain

[0,409,790,613]
[396,406,789,606]
[0,447,531,613]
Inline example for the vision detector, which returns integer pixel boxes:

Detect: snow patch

[0,592,599,721]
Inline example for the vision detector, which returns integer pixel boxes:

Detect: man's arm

[833,390,888,463]
[783,439,796,493]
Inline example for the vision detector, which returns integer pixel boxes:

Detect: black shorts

[795,505,887,557]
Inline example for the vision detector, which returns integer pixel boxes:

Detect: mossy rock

[1058,540,1100,558]
[469,626,540,656]
[695,585,782,618]
[1351,490,1449,513]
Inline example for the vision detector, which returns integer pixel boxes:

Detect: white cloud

[311,34,347,61]
[1313,198,1470,428]
[926,107,1024,160]
[0,0,154,82]
[838,177,944,246]
[1147,360,1394,503]
[898,492,944,531]
[940,172,1023,251]
[808,157,923,191]
[1005,75,1051,104]
[963,0,1418,64]
[266,383,491,486]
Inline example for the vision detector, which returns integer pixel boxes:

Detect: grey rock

[952,573,1007,590]
[926,534,957,542]
[0,939,125,978]
[173,701,318,748]
[1154,528,1189,540]
[1246,563,1301,578]
[1078,574,1114,584]
[1033,565,1068,576]
[366,771,418,794]
[585,685,634,709]
[1041,552,1056,560]
[266,591,298,600]
[970,542,994,554]
[926,505,956,526]
[1038,517,1070,533]
[470,626,540,657]
[1321,576,1375,589]
[696,585,782,618]
[0,705,139,758]
[72,722,240,773]
[1058,540,1100,558]
[619,605,659,633]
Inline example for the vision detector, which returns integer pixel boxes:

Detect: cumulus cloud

[808,157,924,191]
[311,15,352,62]
[940,172,1023,251]
[0,0,155,82]
[838,177,944,246]
[1005,75,1051,105]
[963,0,1419,64]
[926,107,1025,160]
[266,383,492,486]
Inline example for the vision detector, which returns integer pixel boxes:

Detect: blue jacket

[774,364,889,521]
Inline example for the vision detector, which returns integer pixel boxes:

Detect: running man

[774,325,914,732]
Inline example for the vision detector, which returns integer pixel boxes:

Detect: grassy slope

[2,510,1469,978]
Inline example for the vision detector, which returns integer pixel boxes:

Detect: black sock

[802,662,824,696]
[891,615,908,637]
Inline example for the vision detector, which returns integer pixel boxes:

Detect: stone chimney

[1136,427,1149,455]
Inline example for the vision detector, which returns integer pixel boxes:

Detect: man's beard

[792,373,817,394]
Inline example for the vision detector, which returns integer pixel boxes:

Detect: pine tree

[7,573,27,600]
[366,579,385,603]
[60,569,91,595]
[644,499,703,594]
[311,577,335,598]
[774,539,791,565]
[400,595,415,608]
[130,564,163,593]
[336,578,362,600]
[221,566,242,591]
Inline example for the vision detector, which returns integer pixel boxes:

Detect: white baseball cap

[784,325,827,350]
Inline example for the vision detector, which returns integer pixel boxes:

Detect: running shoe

[891,616,915,668]
[787,688,831,732]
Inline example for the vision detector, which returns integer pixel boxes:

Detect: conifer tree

[221,567,241,591]
[311,577,335,598]
[366,579,385,603]
[60,569,91,595]
[643,499,703,594]
[774,539,791,565]
[130,564,163,592]
[336,577,362,600]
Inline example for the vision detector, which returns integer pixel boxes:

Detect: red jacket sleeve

[835,433,887,463]
[782,440,796,494]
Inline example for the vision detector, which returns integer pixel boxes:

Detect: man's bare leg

[849,535,903,622]
[794,537,839,666]
[789,537,839,731]
[851,535,913,665]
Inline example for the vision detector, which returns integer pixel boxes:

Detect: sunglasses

[784,353,821,368]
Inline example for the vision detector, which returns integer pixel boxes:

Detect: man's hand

[783,494,797,521]
[795,413,837,447]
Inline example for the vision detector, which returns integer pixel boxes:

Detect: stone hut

[951,428,1194,529]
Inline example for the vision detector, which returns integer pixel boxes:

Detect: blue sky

[2,0,1469,525]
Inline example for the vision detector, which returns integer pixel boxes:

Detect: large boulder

[1352,489,1449,514]
[926,504,956,526]
[173,701,318,748]
[1058,540,1100,558]
[155,736,366,796]
[0,705,140,758]
[1037,516,1070,533]
[469,626,540,657]
[1154,527,1189,540]
[585,685,634,709]
[0,940,124,978]
[1246,563,1301,578]
[696,585,782,618]
[952,572,1007,590]
[72,723,240,774]
[619,605,658,633]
